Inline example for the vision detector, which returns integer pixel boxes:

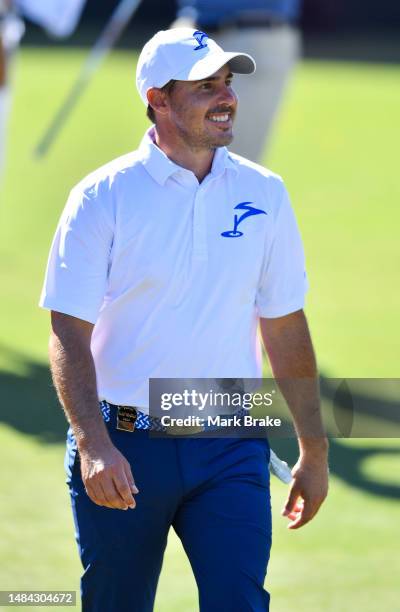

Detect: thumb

[282,484,299,516]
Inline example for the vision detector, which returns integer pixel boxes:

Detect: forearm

[260,311,328,457]
[48,312,137,510]
[49,325,111,453]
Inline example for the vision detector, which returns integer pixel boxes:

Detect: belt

[100,400,248,436]
[100,400,165,432]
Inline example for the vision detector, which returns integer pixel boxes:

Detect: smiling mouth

[206,111,233,125]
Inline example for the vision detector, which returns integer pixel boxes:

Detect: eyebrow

[199,72,234,84]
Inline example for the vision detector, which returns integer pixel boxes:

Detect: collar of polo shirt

[139,127,238,186]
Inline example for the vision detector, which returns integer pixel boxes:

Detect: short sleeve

[256,183,308,318]
[39,183,114,324]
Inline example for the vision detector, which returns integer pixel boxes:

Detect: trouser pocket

[64,427,78,486]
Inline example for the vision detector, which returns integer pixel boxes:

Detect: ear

[147,87,170,117]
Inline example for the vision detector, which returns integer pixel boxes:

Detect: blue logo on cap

[221,202,267,238]
[193,30,209,51]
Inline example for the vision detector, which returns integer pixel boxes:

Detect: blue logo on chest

[193,30,209,51]
[221,202,267,238]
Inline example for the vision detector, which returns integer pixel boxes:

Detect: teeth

[208,114,229,123]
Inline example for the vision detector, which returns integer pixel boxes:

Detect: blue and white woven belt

[100,400,247,434]
[100,400,165,431]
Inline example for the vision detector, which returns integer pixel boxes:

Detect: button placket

[192,185,208,261]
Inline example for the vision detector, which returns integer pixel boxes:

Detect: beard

[171,105,234,151]
[178,123,233,150]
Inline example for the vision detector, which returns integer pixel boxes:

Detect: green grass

[0,48,399,611]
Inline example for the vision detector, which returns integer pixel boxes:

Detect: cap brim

[171,51,256,83]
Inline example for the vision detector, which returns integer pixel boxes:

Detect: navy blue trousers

[66,410,272,611]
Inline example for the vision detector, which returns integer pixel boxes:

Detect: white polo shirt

[40,127,308,411]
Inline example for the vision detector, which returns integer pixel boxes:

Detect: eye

[200,82,212,90]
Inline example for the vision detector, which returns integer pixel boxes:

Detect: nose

[218,83,237,108]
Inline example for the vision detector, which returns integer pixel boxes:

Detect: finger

[286,503,304,520]
[282,484,301,517]
[100,479,129,510]
[113,473,136,509]
[123,461,139,495]
[288,513,312,529]
[288,500,320,530]
[85,481,108,507]
[286,507,302,520]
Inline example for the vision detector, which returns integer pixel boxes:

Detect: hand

[79,443,139,510]
[281,454,328,529]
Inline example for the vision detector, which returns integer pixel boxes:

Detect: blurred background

[0,1,399,610]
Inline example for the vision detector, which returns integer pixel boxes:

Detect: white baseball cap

[136,28,256,106]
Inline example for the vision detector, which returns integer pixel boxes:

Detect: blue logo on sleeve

[193,30,209,51]
[221,202,267,238]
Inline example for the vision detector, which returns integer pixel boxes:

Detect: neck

[154,125,214,183]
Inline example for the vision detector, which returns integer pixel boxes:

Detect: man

[173,0,303,161]
[40,28,328,611]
